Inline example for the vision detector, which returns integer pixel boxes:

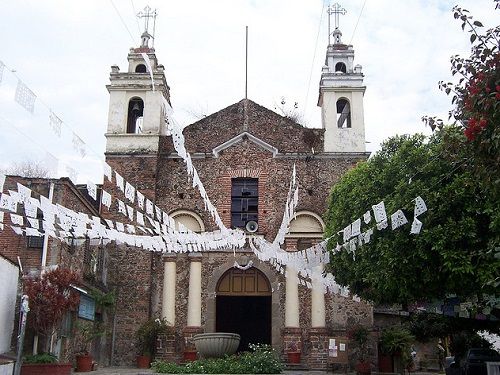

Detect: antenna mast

[245,26,248,99]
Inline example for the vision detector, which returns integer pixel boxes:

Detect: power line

[130,0,142,35]
[109,0,136,44]
[303,1,326,124]
[349,0,367,45]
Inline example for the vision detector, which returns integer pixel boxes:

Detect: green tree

[324,129,499,315]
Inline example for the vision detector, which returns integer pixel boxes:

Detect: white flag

[414,196,427,217]
[410,217,423,234]
[115,172,124,192]
[372,201,387,223]
[101,190,112,209]
[15,79,36,113]
[390,209,408,230]
[86,181,97,201]
[49,111,62,137]
[103,162,112,182]
[125,182,135,203]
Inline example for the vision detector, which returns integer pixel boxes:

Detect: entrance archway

[216,268,272,352]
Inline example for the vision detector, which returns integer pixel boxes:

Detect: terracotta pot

[355,360,372,375]
[21,363,72,375]
[136,355,151,369]
[287,351,301,364]
[75,354,93,372]
[183,350,197,362]
[378,354,393,372]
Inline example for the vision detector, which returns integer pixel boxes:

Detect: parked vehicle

[463,348,500,375]
[445,356,461,375]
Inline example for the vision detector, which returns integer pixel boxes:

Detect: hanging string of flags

[273,164,299,247]
[0,181,245,253]
[333,196,428,261]
[0,55,429,302]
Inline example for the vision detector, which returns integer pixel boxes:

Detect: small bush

[23,353,58,364]
[152,343,284,374]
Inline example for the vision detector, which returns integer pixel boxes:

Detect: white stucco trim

[286,210,325,238]
[170,209,205,232]
[212,132,278,157]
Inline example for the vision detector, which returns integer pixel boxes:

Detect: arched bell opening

[335,62,347,73]
[215,267,272,352]
[127,97,144,134]
[336,98,351,128]
[135,64,147,73]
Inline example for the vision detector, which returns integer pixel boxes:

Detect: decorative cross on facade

[327,3,346,44]
[137,5,157,34]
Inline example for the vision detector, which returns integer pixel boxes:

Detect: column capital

[163,254,177,261]
[188,253,203,261]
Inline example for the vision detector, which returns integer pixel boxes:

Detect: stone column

[284,238,300,328]
[187,254,202,327]
[311,264,326,328]
[285,267,300,327]
[162,255,176,326]
[158,255,177,363]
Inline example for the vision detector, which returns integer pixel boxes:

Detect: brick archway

[215,268,272,351]
[205,258,283,351]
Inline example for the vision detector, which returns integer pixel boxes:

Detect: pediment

[212,132,278,157]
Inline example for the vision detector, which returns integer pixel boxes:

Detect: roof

[163,99,324,155]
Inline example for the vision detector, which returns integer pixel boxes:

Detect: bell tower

[318,3,366,153]
[105,6,171,155]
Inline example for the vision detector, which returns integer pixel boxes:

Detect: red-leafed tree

[24,268,81,352]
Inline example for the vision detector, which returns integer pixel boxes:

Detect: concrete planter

[193,333,240,358]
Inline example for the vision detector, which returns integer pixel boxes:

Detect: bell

[132,102,141,115]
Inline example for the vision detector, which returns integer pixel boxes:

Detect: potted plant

[136,318,169,368]
[21,353,72,375]
[348,324,371,375]
[286,340,301,364]
[379,326,415,375]
[22,268,81,375]
[74,320,104,372]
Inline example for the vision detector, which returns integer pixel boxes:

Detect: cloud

[0,0,497,181]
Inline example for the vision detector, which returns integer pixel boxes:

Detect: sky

[0,0,498,184]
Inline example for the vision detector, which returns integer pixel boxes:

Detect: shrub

[152,343,284,374]
[23,353,58,364]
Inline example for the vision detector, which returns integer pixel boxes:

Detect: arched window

[170,210,205,233]
[135,64,147,73]
[335,62,347,73]
[336,98,351,128]
[126,97,144,134]
[288,211,324,252]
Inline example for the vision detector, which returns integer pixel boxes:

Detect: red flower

[464,127,475,141]
[496,92,500,100]
[470,86,480,95]
[496,85,500,92]
[479,119,487,128]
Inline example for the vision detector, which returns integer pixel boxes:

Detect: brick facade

[0,176,112,365]
[101,99,374,369]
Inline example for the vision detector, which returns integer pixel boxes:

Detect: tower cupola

[318,3,366,153]
[104,6,170,155]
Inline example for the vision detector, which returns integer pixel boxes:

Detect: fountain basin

[193,332,241,358]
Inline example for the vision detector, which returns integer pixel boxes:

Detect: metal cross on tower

[327,3,346,44]
[137,5,157,35]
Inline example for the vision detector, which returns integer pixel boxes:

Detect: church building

[102,20,373,369]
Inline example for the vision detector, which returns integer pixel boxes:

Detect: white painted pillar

[285,267,300,327]
[187,256,202,327]
[162,257,176,326]
[311,264,326,328]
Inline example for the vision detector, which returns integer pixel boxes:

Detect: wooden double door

[216,268,272,351]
